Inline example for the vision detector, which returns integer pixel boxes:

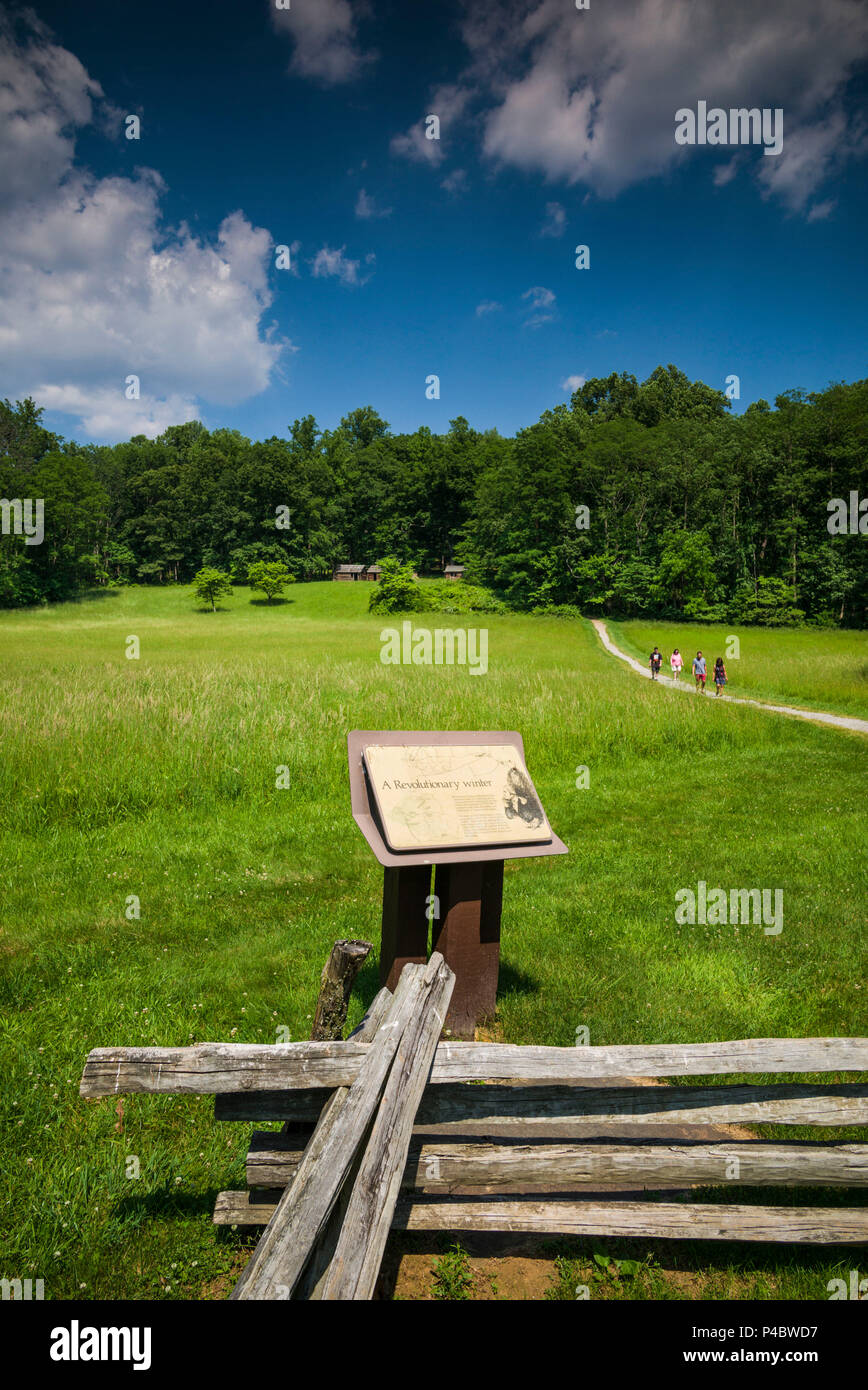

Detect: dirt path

[591,619,868,736]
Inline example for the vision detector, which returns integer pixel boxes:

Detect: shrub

[425,579,505,615]
[529,603,582,619]
[368,558,427,614]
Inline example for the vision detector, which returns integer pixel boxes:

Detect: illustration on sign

[362,743,552,851]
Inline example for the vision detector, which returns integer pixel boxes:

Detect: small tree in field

[193,567,233,611]
[248,560,294,604]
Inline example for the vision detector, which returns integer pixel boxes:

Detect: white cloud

[561,375,585,392]
[806,198,837,222]
[355,188,392,219]
[540,200,566,236]
[309,244,374,286]
[0,16,285,442]
[441,168,469,195]
[271,0,374,85]
[391,85,472,165]
[0,15,102,202]
[755,109,858,213]
[391,120,444,166]
[712,154,743,187]
[475,300,503,316]
[35,385,200,441]
[523,283,556,305]
[524,287,556,308]
[456,0,868,214]
[522,286,557,328]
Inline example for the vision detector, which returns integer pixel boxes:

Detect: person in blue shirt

[692,651,707,691]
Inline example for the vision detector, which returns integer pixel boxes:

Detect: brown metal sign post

[432,859,504,1038]
[379,863,430,989]
[347,731,568,1039]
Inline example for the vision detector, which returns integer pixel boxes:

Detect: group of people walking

[649,646,728,695]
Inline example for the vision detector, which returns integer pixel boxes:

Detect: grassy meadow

[611,620,868,720]
[1,581,866,1300]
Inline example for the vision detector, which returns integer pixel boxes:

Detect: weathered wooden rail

[212,1194,868,1246]
[79,958,868,1297]
[80,1035,868,1094]
[244,1134,868,1191]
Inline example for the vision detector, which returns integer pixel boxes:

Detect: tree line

[1,365,866,625]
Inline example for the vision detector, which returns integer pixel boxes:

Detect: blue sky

[1,0,867,442]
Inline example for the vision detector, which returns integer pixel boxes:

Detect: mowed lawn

[0,583,866,1301]
[611,620,868,720]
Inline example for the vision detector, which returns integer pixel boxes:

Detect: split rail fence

[80,948,868,1299]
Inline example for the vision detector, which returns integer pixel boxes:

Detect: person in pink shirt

[670,648,683,680]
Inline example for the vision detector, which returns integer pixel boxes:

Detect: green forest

[1,364,866,625]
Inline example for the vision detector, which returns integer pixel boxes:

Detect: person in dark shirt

[713,657,727,696]
[649,646,663,681]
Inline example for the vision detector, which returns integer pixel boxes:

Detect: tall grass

[0,583,865,1300]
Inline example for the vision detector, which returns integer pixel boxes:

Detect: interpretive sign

[347,730,568,1036]
[362,743,552,852]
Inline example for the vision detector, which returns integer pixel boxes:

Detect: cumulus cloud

[355,188,392,219]
[522,285,557,327]
[310,245,375,286]
[806,198,837,222]
[755,109,859,212]
[36,385,200,441]
[540,200,566,236]
[0,13,101,202]
[455,0,868,216]
[712,154,744,187]
[475,300,503,316]
[271,0,374,85]
[391,85,472,165]
[441,168,469,195]
[561,375,585,393]
[0,16,285,441]
[391,121,444,166]
[524,287,555,308]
